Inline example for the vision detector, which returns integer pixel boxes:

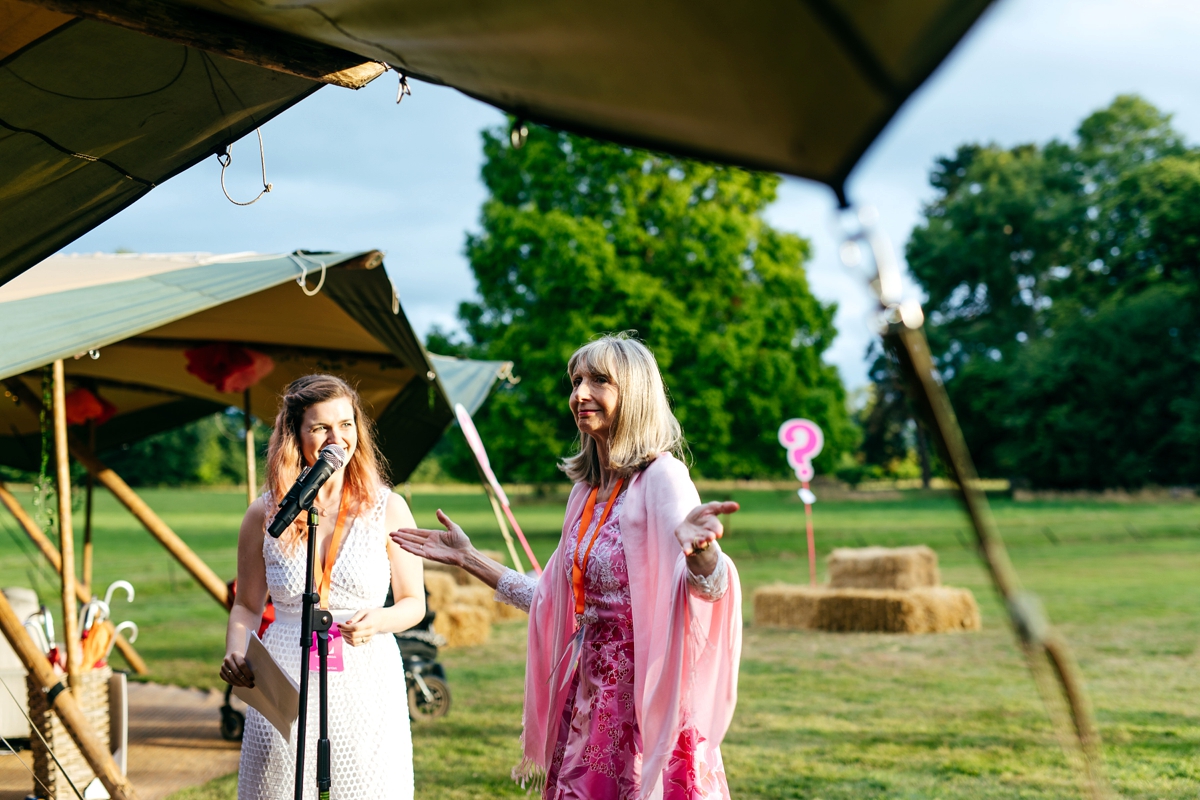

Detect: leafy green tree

[102,412,268,487]
[435,124,855,482]
[893,95,1200,487]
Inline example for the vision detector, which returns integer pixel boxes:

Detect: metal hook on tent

[395,71,412,104]
[510,119,528,149]
[290,252,327,296]
[217,129,273,206]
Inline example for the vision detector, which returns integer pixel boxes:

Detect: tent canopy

[0,250,510,481]
[0,0,994,287]
[0,0,329,287]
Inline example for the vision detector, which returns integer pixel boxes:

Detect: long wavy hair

[264,374,388,545]
[559,333,686,486]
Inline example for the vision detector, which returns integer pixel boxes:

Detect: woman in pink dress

[393,334,742,799]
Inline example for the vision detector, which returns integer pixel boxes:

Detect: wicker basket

[26,666,111,799]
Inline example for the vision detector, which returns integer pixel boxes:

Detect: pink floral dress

[497,492,731,800]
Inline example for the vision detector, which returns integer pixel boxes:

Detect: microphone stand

[294,505,334,800]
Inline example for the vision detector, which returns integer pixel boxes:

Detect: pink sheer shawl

[519,454,742,799]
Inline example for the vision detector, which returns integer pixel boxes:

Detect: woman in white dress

[220,374,425,800]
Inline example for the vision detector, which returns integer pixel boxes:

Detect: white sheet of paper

[232,632,300,742]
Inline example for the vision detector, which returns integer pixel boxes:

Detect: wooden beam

[18,0,387,89]
[52,360,83,695]
[0,588,140,800]
[0,481,149,675]
[6,379,231,610]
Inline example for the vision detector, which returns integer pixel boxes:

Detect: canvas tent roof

[0,0,994,287]
[0,250,511,480]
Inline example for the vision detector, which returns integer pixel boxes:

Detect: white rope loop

[290,253,328,296]
[218,128,273,206]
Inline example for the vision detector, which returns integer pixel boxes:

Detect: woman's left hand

[675,501,740,556]
[339,608,387,647]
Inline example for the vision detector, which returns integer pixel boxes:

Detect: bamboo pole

[51,360,82,696]
[484,484,525,574]
[0,482,148,674]
[6,378,230,609]
[849,218,1111,798]
[0,588,140,800]
[244,389,256,507]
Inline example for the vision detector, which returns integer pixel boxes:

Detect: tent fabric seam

[0,115,155,186]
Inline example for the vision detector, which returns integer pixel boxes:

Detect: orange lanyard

[317,489,350,610]
[572,478,623,615]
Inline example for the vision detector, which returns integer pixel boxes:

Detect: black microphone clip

[267,444,348,538]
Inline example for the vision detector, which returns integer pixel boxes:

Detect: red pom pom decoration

[64,387,118,426]
[184,343,275,394]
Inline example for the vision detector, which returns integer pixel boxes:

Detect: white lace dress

[239,487,413,800]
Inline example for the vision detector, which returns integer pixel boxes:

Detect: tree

[435,124,855,482]
[101,412,267,487]
[890,96,1200,487]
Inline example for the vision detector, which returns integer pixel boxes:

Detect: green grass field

[1,485,1197,798]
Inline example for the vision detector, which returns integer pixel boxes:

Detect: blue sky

[67,0,1200,390]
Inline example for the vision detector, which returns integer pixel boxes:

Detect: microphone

[267,444,348,538]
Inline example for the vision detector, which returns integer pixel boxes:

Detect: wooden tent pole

[83,420,96,597]
[0,482,148,674]
[51,360,82,695]
[0,589,140,800]
[244,389,256,507]
[6,379,231,609]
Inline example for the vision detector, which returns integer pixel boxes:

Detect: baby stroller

[391,588,451,720]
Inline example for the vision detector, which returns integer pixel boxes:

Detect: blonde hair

[559,333,686,486]
[265,374,388,545]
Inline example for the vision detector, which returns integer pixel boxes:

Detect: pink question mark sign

[778,419,824,483]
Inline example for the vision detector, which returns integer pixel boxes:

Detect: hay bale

[432,603,491,648]
[423,550,513,587]
[827,545,941,590]
[452,584,500,621]
[814,587,979,633]
[492,598,528,621]
[754,584,980,634]
[423,570,458,613]
[753,584,822,629]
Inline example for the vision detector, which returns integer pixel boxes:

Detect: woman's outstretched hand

[390,509,473,567]
[675,501,739,557]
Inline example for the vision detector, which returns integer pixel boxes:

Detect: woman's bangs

[570,340,620,384]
